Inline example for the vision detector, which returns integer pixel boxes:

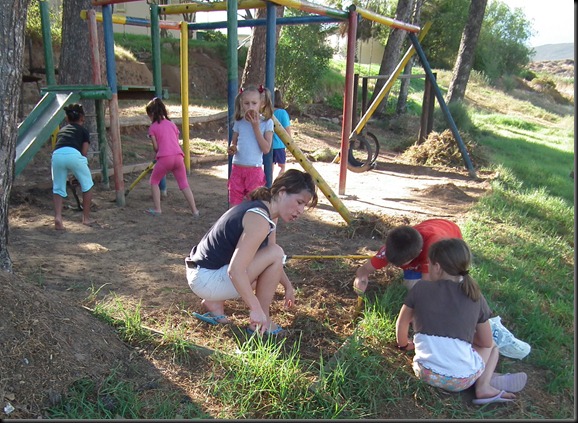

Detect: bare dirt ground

[1,55,573,418]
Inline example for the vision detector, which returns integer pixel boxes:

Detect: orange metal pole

[338,7,357,195]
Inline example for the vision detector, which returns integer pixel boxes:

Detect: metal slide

[15,91,80,177]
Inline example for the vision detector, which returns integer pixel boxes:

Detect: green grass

[49,61,574,418]
[46,367,209,419]
[113,32,244,67]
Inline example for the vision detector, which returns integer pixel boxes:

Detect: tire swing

[347,132,379,173]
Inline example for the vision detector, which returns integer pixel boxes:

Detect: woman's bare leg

[246,244,285,331]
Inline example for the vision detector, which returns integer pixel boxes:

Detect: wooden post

[87,10,109,188]
[361,76,368,116]
[418,72,436,144]
[352,73,359,129]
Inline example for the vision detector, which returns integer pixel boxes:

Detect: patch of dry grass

[402,129,486,168]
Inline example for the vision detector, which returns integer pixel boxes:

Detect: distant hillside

[531,43,574,62]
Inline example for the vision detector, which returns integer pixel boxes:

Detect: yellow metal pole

[354,6,420,32]
[50,127,58,149]
[287,254,372,260]
[351,21,431,137]
[180,21,190,173]
[159,0,266,14]
[273,115,353,225]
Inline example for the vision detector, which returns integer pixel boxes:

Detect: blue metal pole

[103,4,125,205]
[263,2,277,187]
[226,0,239,191]
[103,6,117,94]
[408,33,476,178]
[187,15,341,30]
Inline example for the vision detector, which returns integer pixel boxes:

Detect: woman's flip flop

[192,312,229,325]
[246,324,285,337]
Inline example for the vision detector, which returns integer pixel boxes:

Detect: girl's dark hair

[385,226,423,266]
[428,238,481,301]
[64,103,85,123]
[249,169,318,208]
[234,85,274,120]
[145,97,170,124]
[274,89,286,109]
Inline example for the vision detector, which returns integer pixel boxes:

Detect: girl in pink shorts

[145,97,199,217]
[227,85,274,206]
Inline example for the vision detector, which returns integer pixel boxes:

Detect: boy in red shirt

[354,219,462,291]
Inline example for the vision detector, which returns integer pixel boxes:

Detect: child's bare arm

[81,141,90,157]
[396,305,415,350]
[353,261,376,294]
[228,132,239,155]
[473,320,494,348]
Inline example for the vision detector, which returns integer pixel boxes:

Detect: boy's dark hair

[428,238,481,301]
[64,103,85,122]
[145,97,170,124]
[274,89,286,109]
[385,226,423,266]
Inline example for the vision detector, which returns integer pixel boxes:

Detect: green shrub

[26,1,62,43]
[519,68,537,81]
[433,100,473,134]
[276,10,335,107]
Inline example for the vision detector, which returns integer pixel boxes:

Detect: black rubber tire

[347,136,373,173]
[365,131,380,165]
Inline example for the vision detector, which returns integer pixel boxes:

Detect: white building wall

[329,34,384,66]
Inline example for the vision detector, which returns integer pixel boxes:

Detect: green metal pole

[95,100,109,188]
[150,4,162,97]
[39,0,56,86]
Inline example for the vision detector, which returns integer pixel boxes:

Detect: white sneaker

[489,316,531,360]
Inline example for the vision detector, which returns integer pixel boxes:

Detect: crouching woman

[186,169,317,335]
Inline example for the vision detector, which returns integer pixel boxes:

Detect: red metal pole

[338,7,358,195]
[87,10,102,85]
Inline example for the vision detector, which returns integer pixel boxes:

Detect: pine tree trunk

[0,0,30,272]
[241,6,284,87]
[369,0,414,115]
[59,0,104,148]
[396,0,423,115]
[446,0,488,104]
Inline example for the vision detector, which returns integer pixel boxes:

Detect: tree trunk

[369,0,414,114]
[0,0,30,272]
[446,0,488,104]
[396,0,424,114]
[241,6,284,87]
[59,0,104,147]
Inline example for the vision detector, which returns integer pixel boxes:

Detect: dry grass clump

[347,211,412,239]
[402,129,485,168]
[307,147,338,162]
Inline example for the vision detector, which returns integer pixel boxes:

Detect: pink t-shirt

[148,119,184,159]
